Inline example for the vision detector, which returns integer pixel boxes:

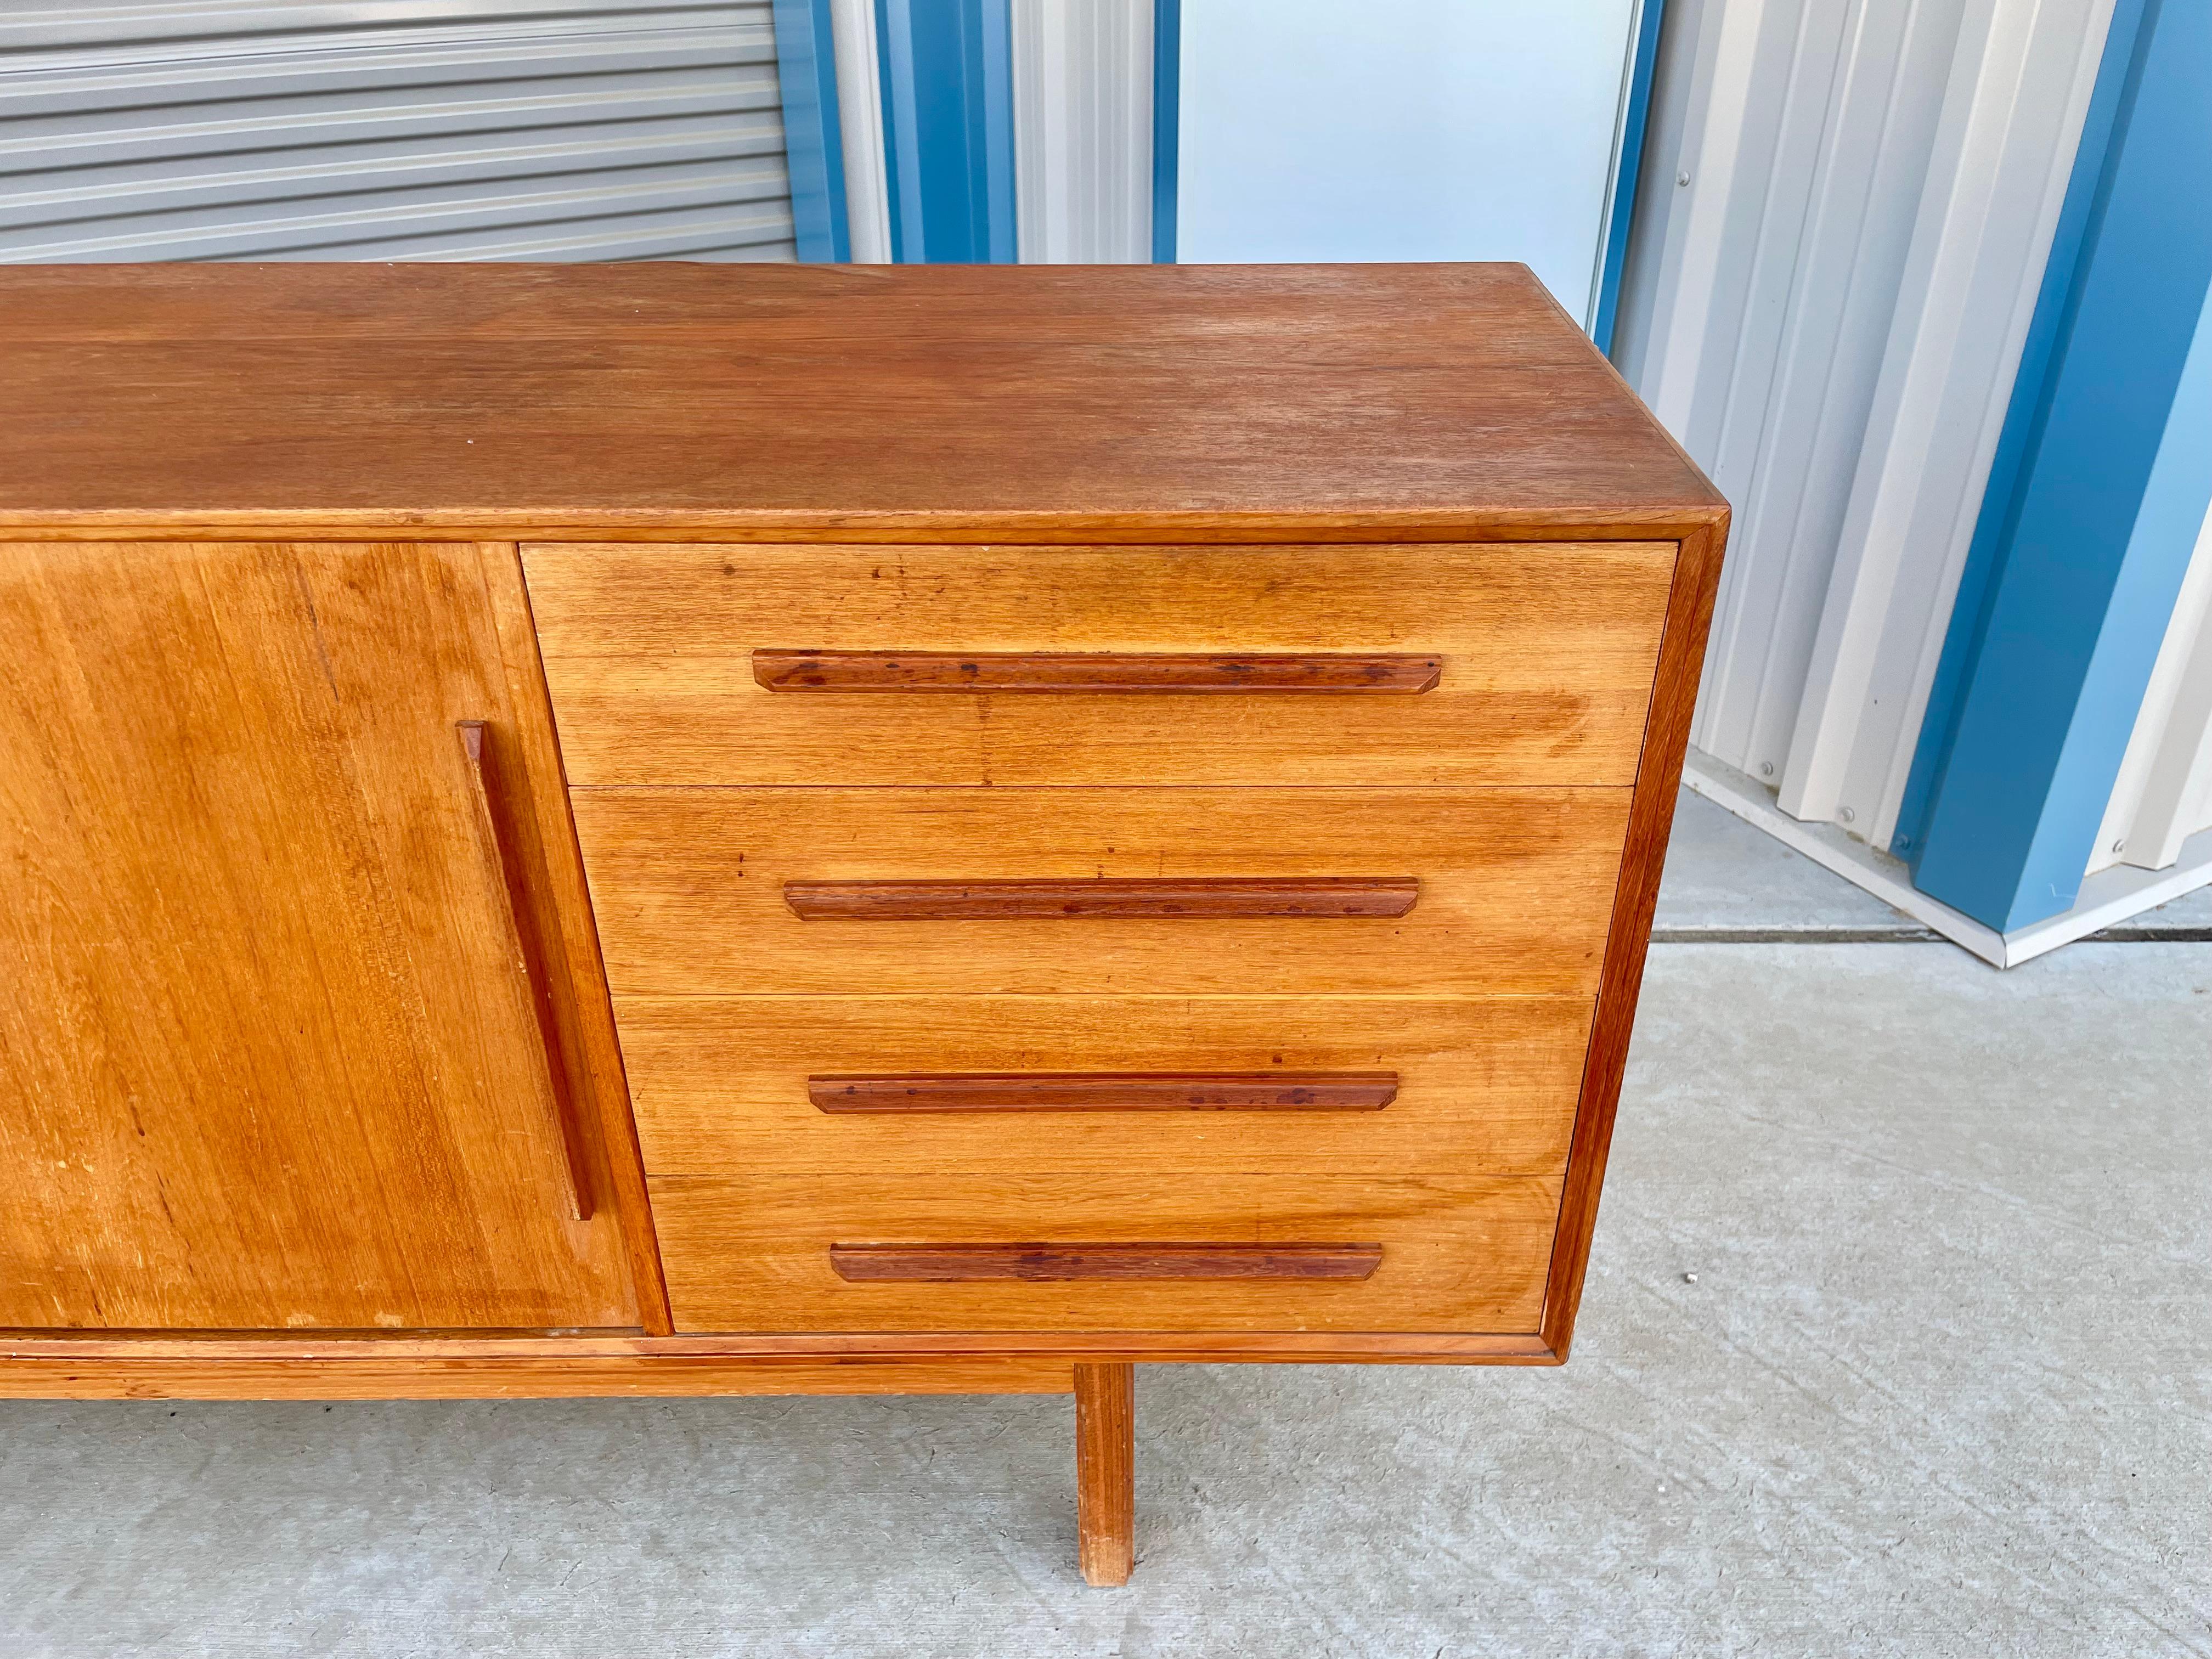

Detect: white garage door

[0,1,797,261]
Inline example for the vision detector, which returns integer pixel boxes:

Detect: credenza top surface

[0,261,1722,537]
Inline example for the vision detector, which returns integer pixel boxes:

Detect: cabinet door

[0,541,641,1330]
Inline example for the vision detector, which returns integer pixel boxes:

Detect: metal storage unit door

[0,2,795,262]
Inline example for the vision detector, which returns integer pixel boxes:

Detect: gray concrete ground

[6,793,2209,1657]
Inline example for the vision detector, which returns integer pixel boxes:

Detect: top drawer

[523,542,1676,787]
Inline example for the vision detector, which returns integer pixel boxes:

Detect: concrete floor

[6,794,2209,1657]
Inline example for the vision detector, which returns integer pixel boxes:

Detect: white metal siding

[1615,0,2115,853]
[0,1,795,262]
[1010,0,1151,265]
[2095,508,2212,874]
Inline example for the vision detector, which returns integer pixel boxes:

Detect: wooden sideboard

[0,262,1726,1585]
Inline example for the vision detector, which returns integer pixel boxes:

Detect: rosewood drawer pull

[783,877,1419,919]
[829,1243,1384,1282]
[811,1071,1398,1112]
[456,720,595,1221]
[754,649,1441,693]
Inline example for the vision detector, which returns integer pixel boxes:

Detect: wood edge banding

[753,649,1441,694]
[783,877,1420,920]
[827,1243,1385,1283]
[809,1071,1398,1113]
[1539,514,1730,1360]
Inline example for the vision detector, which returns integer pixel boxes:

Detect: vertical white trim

[1009,0,1152,263]
[2097,505,2212,870]
[828,0,891,262]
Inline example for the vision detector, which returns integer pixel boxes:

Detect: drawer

[619,995,1593,1177]
[574,786,1630,997]
[524,541,1675,787]
[649,1172,1562,1333]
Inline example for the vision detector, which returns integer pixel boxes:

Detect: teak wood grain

[648,1173,1560,1333]
[0,263,1723,538]
[1074,1363,1136,1587]
[618,995,1590,1177]
[808,1072,1401,1114]
[752,649,1442,693]
[527,541,1675,787]
[573,787,1629,998]
[829,1244,1385,1282]
[0,541,641,1331]
[783,877,1420,921]
[455,719,594,1221]
[0,1353,1076,1400]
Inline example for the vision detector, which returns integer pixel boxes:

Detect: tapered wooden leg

[1074,1361,1135,1586]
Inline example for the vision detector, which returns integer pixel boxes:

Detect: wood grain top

[0,262,1722,537]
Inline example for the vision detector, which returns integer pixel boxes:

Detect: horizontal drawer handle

[814,1079,1398,1119]
[754,649,1441,694]
[785,877,1419,920]
[812,1071,1398,1113]
[829,1242,1384,1282]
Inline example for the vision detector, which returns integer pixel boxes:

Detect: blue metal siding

[1149,0,1179,264]
[772,0,850,259]
[1908,0,2212,930]
[874,0,1015,263]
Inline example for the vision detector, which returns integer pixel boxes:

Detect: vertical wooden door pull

[457,720,595,1221]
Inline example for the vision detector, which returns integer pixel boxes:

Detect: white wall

[1175,0,1640,324]
[1614,0,2115,854]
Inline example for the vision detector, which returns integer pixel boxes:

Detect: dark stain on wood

[753,650,1442,693]
[809,1071,1400,1113]
[784,877,1420,920]
[828,1242,1386,1282]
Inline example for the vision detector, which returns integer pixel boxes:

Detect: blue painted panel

[1151,0,1180,264]
[1892,0,2151,862]
[874,0,1015,263]
[771,0,850,262]
[1909,0,2212,932]
[1594,0,1666,356]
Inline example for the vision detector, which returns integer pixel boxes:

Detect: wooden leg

[1073,1361,1135,1586]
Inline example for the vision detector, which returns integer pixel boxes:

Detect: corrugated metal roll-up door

[0,1,796,262]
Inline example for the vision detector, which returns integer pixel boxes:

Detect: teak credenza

[0,262,1726,1585]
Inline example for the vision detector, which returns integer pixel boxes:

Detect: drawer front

[649,1173,1562,1333]
[525,542,1675,787]
[619,995,1593,1177]
[574,786,1630,997]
